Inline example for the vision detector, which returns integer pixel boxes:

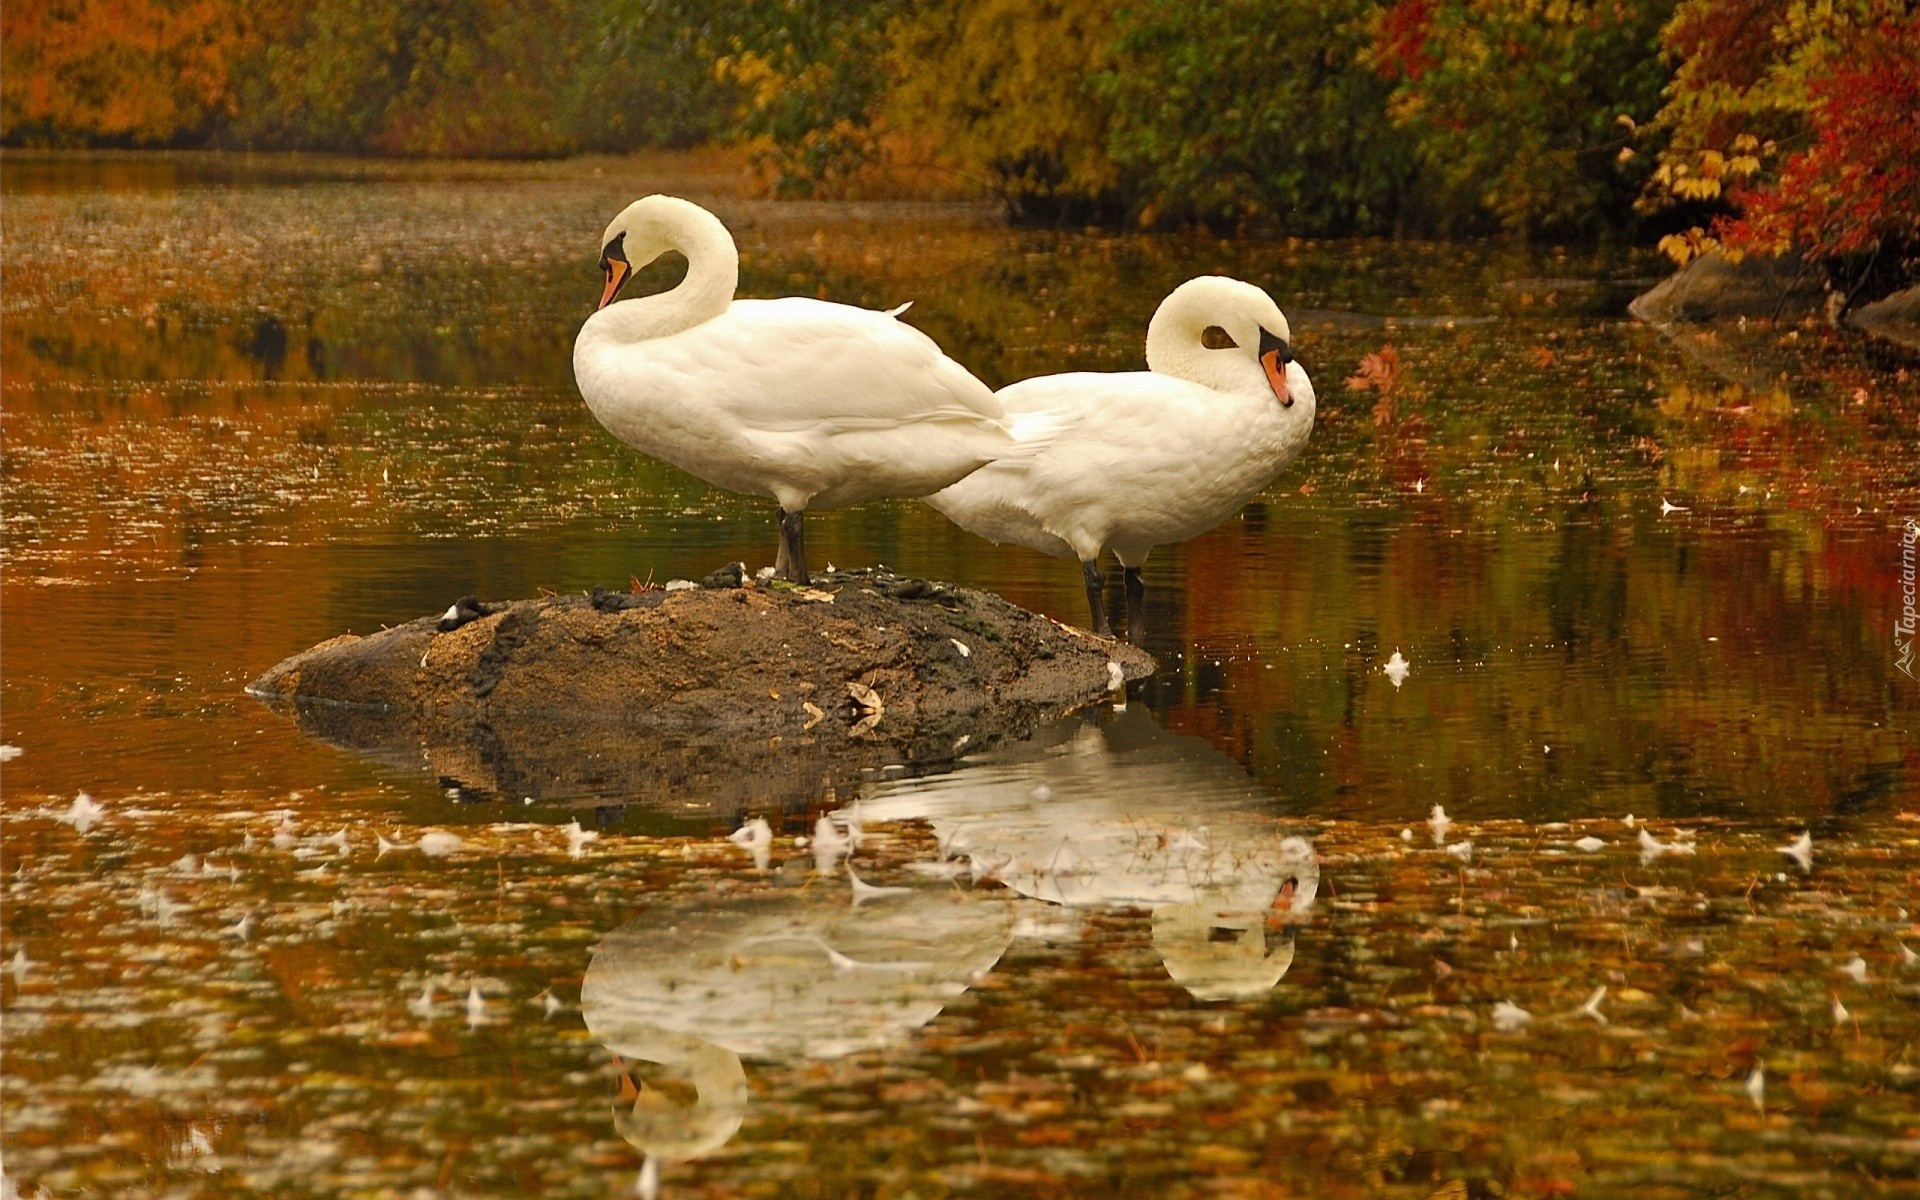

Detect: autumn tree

[884,0,1121,219]
[3,0,256,145]
[1103,0,1419,233]
[1363,0,1676,238]
[1645,0,1919,300]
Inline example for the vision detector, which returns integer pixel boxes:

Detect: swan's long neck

[1144,297,1209,381]
[590,201,740,344]
[1143,289,1259,394]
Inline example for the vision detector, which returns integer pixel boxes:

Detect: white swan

[926,276,1316,635]
[573,195,1014,582]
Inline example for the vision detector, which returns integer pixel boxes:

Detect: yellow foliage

[883,0,1120,204]
[1658,228,1722,265]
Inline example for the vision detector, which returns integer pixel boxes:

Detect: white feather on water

[1638,828,1695,863]
[727,818,773,870]
[1492,1000,1533,1032]
[566,820,599,859]
[417,830,463,857]
[1383,650,1410,688]
[1778,832,1813,872]
[59,792,105,834]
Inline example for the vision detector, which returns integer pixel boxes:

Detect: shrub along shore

[5,0,1915,299]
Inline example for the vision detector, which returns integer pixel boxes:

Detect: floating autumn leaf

[1345,345,1402,396]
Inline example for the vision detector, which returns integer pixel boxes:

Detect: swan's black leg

[779,508,810,585]
[1082,559,1111,636]
[1123,566,1145,641]
[774,513,791,580]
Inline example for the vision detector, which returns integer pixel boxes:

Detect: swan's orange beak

[599,259,632,310]
[612,1055,641,1105]
[1267,875,1299,930]
[1258,328,1294,407]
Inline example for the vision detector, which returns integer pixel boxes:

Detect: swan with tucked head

[926,276,1315,636]
[573,195,1015,582]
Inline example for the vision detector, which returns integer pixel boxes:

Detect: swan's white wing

[930,371,1230,560]
[644,298,1003,432]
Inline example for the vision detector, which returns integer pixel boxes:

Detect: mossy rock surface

[249,568,1155,818]
[1848,285,1920,353]
[1629,251,1828,326]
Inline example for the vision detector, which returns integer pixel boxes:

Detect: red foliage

[1661,0,1780,95]
[1717,12,1920,260]
[1372,0,1437,82]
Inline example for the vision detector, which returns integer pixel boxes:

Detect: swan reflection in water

[581,880,1014,1195]
[581,705,1315,1192]
[859,704,1318,1001]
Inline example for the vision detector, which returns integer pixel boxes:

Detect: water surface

[4,152,1918,1198]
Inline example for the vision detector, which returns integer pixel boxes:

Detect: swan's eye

[1200,325,1238,350]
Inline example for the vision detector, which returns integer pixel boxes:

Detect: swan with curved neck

[573,195,1014,582]
[926,275,1316,636]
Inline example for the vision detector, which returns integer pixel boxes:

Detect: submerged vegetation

[5,0,1916,292]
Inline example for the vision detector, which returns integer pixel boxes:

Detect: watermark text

[1899,518,1917,678]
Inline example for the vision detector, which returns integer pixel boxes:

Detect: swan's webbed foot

[778,508,810,585]
[1082,559,1112,636]
[1123,567,1145,641]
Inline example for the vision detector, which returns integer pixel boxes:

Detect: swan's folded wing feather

[664,298,1004,431]
[982,371,1149,465]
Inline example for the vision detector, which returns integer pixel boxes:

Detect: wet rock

[700,561,748,589]
[588,585,663,614]
[248,570,1155,818]
[1629,251,1827,326]
[1848,285,1920,353]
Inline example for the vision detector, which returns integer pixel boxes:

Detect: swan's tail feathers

[930,357,1006,422]
[986,408,1071,462]
[884,301,914,318]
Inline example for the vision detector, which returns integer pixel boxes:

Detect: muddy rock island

[248,568,1156,817]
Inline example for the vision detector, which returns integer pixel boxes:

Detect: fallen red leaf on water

[1345,344,1402,395]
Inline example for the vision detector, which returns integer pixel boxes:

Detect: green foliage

[692,0,908,194]
[1365,0,1676,238]
[1101,0,1422,234]
[223,0,728,155]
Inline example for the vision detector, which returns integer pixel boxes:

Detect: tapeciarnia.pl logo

[1900,518,1918,679]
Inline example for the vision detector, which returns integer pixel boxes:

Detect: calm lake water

[3,151,1918,1198]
